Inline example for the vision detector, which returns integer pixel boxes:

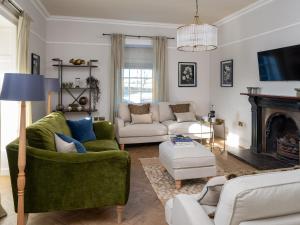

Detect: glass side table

[200,118,225,152]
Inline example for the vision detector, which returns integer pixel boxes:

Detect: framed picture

[178,62,197,87]
[220,60,233,87]
[31,53,40,75]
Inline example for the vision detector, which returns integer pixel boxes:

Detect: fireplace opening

[265,113,299,163]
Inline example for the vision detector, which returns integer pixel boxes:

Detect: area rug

[140,157,256,205]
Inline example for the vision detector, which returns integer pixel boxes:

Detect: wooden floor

[0,143,254,225]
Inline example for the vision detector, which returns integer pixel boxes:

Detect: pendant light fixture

[177,0,218,51]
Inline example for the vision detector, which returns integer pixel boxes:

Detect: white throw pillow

[131,113,153,124]
[54,134,77,153]
[174,112,197,123]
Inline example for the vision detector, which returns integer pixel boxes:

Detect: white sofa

[166,169,300,225]
[115,102,211,149]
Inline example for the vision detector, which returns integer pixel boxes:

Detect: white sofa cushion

[118,121,167,138]
[162,120,210,135]
[131,113,153,124]
[214,169,300,225]
[118,103,159,122]
[174,112,197,123]
[239,214,300,225]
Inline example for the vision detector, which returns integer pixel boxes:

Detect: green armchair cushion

[93,121,115,140]
[26,112,71,151]
[83,140,119,152]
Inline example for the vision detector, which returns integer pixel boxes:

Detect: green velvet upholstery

[83,140,119,152]
[6,112,130,213]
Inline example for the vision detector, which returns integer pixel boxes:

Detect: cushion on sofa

[27,112,71,151]
[131,113,153,124]
[83,139,119,152]
[67,118,96,142]
[55,133,87,153]
[159,102,197,122]
[169,104,190,113]
[54,134,77,153]
[118,103,159,122]
[128,103,150,115]
[162,120,210,135]
[118,122,167,138]
[174,112,197,123]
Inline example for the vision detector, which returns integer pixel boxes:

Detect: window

[122,41,153,103]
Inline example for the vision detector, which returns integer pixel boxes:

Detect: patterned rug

[140,156,256,205]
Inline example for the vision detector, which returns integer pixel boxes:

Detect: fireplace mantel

[241,93,300,154]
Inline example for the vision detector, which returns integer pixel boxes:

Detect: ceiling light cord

[195,0,199,16]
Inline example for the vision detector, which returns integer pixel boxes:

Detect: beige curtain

[110,34,125,121]
[153,36,168,102]
[17,13,32,125]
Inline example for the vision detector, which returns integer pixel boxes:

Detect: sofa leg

[175,180,182,190]
[120,144,125,150]
[116,205,124,224]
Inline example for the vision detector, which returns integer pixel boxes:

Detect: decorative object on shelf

[177,0,217,51]
[208,105,216,123]
[295,88,300,97]
[86,76,100,109]
[31,53,40,75]
[178,62,197,87]
[67,106,72,111]
[69,58,85,65]
[220,60,233,87]
[44,78,60,114]
[56,104,64,111]
[77,105,83,111]
[79,96,88,106]
[247,87,261,94]
[0,73,45,225]
[69,103,79,111]
[75,78,81,88]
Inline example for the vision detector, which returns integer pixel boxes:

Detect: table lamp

[0,73,45,225]
[44,78,60,114]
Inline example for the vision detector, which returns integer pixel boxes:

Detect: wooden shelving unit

[52,58,99,115]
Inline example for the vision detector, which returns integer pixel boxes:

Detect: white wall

[210,0,300,148]
[45,18,210,119]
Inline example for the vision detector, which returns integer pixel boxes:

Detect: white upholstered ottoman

[159,141,217,189]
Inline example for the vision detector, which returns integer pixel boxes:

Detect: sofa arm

[7,144,130,213]
[93,121,115,140]
[115,117,125,129]
[172,194,214,225]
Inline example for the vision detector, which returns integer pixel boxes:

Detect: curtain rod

[102,33,175,40]
[2,0,23,14]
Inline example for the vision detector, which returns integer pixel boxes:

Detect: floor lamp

[44,78,60,114]
[0,73,45,225]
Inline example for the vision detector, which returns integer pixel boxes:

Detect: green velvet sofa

[6,112,130,223]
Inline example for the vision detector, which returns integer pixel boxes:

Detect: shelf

[52,64,98,68]
[60,109,98,113]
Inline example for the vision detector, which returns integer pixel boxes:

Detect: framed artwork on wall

[178,62,197,87]
[31,53,40,75]
[220,59,233,87]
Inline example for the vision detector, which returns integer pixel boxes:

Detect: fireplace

[238,93,300,168]
[264,112,299,163]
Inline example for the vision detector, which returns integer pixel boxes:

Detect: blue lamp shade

[0,73,45,101]
[44,78,60,93]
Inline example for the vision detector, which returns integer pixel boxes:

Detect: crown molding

[30,0,50,19]
[47,15,180,29]
[214,0,274,27]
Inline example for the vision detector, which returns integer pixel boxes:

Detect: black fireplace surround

[242,93,300,165]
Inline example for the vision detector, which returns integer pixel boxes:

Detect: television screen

[257,44,300,81]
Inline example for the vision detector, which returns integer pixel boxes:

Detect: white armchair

[166,169,300,225]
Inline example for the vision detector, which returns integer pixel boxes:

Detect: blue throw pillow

[66,117,96,143]
[55,133,87,153]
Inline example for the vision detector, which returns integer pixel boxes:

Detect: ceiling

[39,0,258,24]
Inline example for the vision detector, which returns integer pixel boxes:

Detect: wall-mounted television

[257,44,300,81]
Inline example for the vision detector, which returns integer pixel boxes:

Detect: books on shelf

[171,135,195,148]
